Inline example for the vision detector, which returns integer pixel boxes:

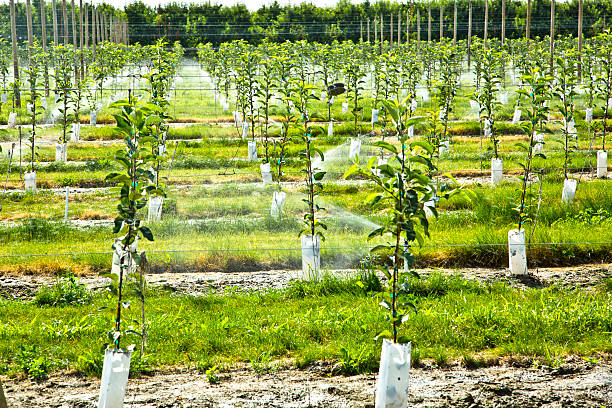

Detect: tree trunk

[367,18,370,42]
[390,12,393,46]
[374,15,378,44]
[9,0,20,107]
[417,8,421,49]
[397,10,401,43]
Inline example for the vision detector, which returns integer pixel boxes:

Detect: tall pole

[62,0,68,44]
[578,0,583,78]
[368,18,370,43]
[71,0,77,47]
[550,0,555,75]
[484,0,489,47]
[407,6,410,44]
[79,0,84,80]
[84,2,88,74]
[439,2,443,40]
[428,6,432,42]
[468,0,472,67]
[453,0,457,44]
[526,0,531,40]
[417,7,421,49]
[41,0,50,96]
[9,0,20,107]
[501,0,506,44]
[397,10,401,43]
[360,20,363,42]
[390,12,393,46]
[380,14,383,52]
[374,15,378,44]
[26,0,34,62]
[52,0,59,45]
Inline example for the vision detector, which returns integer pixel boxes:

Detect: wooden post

[390,12,393,46]
[104,13,108,42]
[0,378,8,408]
[79,0,84,80]
[374,15,378,44]
[428,6,432,42]
[550,0,555,75]
[41,0,50,95]
[397,10,401,43]
[62,0,68,44]
[9,0,20,107]
[52,0,59,45]
[84,2,88,74]
[501,0,506,44]
[71,0,77,47]
[484,0,489,47]
[453,0,457,44]
[26,0,34,62]
[439,2,443,40]
[406,6,410,44]
[526,0,531,39]
[91,6,96,62]
[417,7,421,48]
[380,14,383,52]
[367,18,370,43]
[360,20,363,42]
[468,0,472,67]
[578,0,583,78]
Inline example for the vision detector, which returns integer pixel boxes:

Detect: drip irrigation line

[3,241,612,259]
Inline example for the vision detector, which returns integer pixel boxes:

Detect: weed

[333,345,377,375]
[35,272,92,307]
[206,366,220,384]
[16,345,49,380]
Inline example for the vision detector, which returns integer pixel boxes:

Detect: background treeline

[1,0,612,49]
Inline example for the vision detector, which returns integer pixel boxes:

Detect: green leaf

[139,226,154,241]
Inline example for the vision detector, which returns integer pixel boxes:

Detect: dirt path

[2,264,611,301]
[2,357,611,407]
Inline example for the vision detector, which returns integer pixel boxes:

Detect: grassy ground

[0,272,610,379]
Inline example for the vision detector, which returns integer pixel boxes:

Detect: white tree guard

[508,229,527,275]
[321,91,327,101]
[260,163,272,184]
[55,143,68,163]
[375,340,411,408]
[469,100,480,114]
[241,122,249,140]
[410,99,418,112]
[24,171,37,193]
[98,349,131,408]
[512,108,522,124]
[349,138,361,162]
[111,236,139,276]
[597,150,608,178]
[41,97,47,110]
[585,108,593,123]
[438,140,450,155]
[71,123,81,142]
[7,112,17,129]
[561,179,577,204]
[300,234,320,280]
[499,92,509,105]
[407,126,414,138]
[533,133,544,154]
[341,102,349,114]
[248,141,258,161]
[271,191,287,219]
[26,103,33,115]
[328,121,334,137]
[439,108,446,120]
[0,93,6,103]
[491,158,503,184]
[371,109,379,125]
[90,110,98,126]
[148,196,164,221]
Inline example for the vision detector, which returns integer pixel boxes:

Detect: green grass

[0,272,610,378]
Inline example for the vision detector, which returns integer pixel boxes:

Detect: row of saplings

[96,72,573,407]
